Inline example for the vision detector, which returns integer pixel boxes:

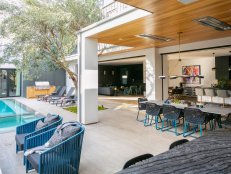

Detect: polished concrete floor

[0,97,193,174]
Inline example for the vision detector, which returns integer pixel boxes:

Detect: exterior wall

[66,60,77,93]
[22,69,66,97]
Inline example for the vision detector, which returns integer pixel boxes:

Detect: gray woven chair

[137,98,148,121]
[144,102,162,129]
[161,105,183,136]
[183,107,212,137]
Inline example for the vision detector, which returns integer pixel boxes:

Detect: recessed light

[178,0,198,5]
[136,34,173,42]
[194,16,231,31]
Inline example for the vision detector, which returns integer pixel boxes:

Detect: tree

[0,0,102,87]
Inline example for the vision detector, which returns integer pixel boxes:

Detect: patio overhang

[89,0,231,50]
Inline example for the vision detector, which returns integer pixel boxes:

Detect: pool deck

[0,97,193,174]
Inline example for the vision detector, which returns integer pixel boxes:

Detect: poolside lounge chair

[15,114,63,153]
[25,122,84,174]
[37,86,61,101]
[55,96,78,107]
[49,87,75,104]
[44,86,66,102]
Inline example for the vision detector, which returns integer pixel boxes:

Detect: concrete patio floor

[0,97,193,174]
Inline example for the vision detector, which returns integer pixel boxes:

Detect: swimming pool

[0,99,41,132]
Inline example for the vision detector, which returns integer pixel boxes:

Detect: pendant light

[229,51,231,71]
[178,32,183,62]
[212,53,216,71]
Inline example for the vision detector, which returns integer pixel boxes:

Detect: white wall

[66,60,77,93]
[168,57,216,88]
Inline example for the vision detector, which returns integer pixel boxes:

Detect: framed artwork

[182,65,201,84]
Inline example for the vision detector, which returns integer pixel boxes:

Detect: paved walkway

[0,97,193,174]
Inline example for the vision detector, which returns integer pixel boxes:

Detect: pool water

[0,99,40,131]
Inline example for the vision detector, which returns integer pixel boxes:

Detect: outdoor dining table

[142,100,231,116]
[117,128,231,174]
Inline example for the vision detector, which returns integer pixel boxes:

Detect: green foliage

[0,0,101,82]
[64,105,106,113]
[216,79,229,89]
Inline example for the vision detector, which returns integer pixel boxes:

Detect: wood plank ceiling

[90,0,231,49]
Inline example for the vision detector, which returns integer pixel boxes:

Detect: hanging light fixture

[178,32,183,62]
[228,51,231,71]
[212,53,216,71]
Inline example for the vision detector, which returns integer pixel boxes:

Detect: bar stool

[204,88,216,103]
[195,87,204,103]
[217,89,229,107]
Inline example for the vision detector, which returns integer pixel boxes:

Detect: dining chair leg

[136,110,140,121]
[149,116,154,126]
[200,124,203,136]
[143,114,147,126]
[161,118,165,131]
[155,116,159,130]
[183,122,187,136]
[174,120,178,136]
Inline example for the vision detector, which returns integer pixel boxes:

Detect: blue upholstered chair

[25,126,85,174]
[15,115,63,153]
[161,105,183,136]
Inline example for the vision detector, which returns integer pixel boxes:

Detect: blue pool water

[0,99,40,131]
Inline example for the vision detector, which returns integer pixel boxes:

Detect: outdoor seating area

[1,0,231,173]
[15,112,84,174]
[137,97,231,138]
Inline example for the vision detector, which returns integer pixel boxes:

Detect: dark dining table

[117,129,231,174]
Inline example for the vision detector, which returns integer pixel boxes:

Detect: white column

[78,35,98,124]
[145,48,156,100]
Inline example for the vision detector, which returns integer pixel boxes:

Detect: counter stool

[195,87,204,103]
[217,89,229,107]
[204,88,216,103]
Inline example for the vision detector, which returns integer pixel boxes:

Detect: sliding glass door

[0,70,7,97]
[0,69,21,97]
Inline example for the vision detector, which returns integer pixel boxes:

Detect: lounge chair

[49,87,75,104]
[56,96,78,107]
[44,86,66,102]
[15,114,63,153]
[37,86,61,101]
[25,122,84,174]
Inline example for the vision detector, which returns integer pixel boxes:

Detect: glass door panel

[8,70,21,97]
[0,70,7,97]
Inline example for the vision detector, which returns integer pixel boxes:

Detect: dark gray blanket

[118,129,231,174]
